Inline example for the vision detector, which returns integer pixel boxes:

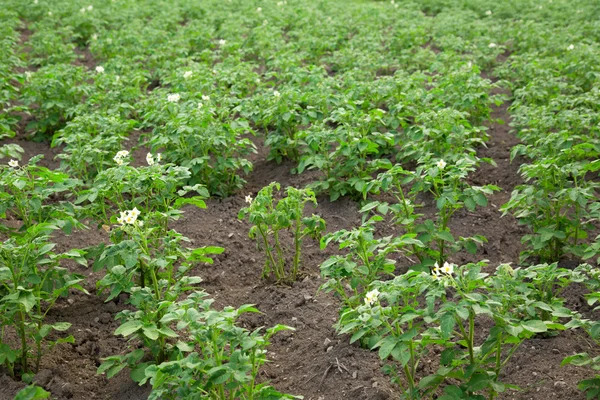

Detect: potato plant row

[1,0,600,399]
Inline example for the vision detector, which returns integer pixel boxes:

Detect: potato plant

[0,223,87,379]
[239,182,326,282]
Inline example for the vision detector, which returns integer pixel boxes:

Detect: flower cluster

[8,159,19,168]
[364,288,380,307]
[116,208,142,226]
[183,71,193,79]
[113,150,129,165]
[432,261,455,280]
[95,66,104,73]
[167,93,180,103]
[146,152,161,166]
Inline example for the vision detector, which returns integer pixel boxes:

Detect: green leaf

[440,313,455,339]
[464,197,476,212]
[467,372,491,391]
[130,362,152,383]
[14,385,50,400]
[174,196,206,209]
[157,327,178,338]
[522,320,548,333]
[436,230,454,242]
[176,341,195,352]
[52,322,71,331]
[375,336,397,360]
[114,320,143,336]
[142,326,159,340]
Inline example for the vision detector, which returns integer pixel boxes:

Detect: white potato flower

[202,95,210,101]
[25,71,32,80]
[146,153,154,166]
[488,43,497,48]
[218,39,226,46]
[256,7,262,12]
[364,289,380,307]
[95,65,104,73]
[441,262,455,275]
[156,153,162,162]
[167,93,180,103]
[197,102,203,109]
[113,150,129,165]
[117,208,141,226]
[8,160,19,168]
[485,10,492,15]
[48,11,52,15]
[80,7,86,13]
[245,194,253,204]
[34,0,38,4]
[437,159,447,170]
[567,44,575,51]
[87,5,93,11]
[273,90,280,97]
[183,71,193,79]
[91,33,98,40]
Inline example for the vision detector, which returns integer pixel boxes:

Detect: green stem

[257,225,277,279]
[273,230,286,279]
[19,308,28,375]
[468,309,475,365]
[292,212,301,281]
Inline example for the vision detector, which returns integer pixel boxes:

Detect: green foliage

[239,182,326,282]
[0,156,82,233]
[143,293,300,399]
[337,263,568,399]
[0,223,87,379]
[14,385,50,400]
[20,64,91,137]
[366,157,499,271]
[319,215,422,308]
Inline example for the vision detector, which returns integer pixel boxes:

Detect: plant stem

[468,309,475,365]
[19,308,28,375]
[292,209,302,281]
[257,225,277,279]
